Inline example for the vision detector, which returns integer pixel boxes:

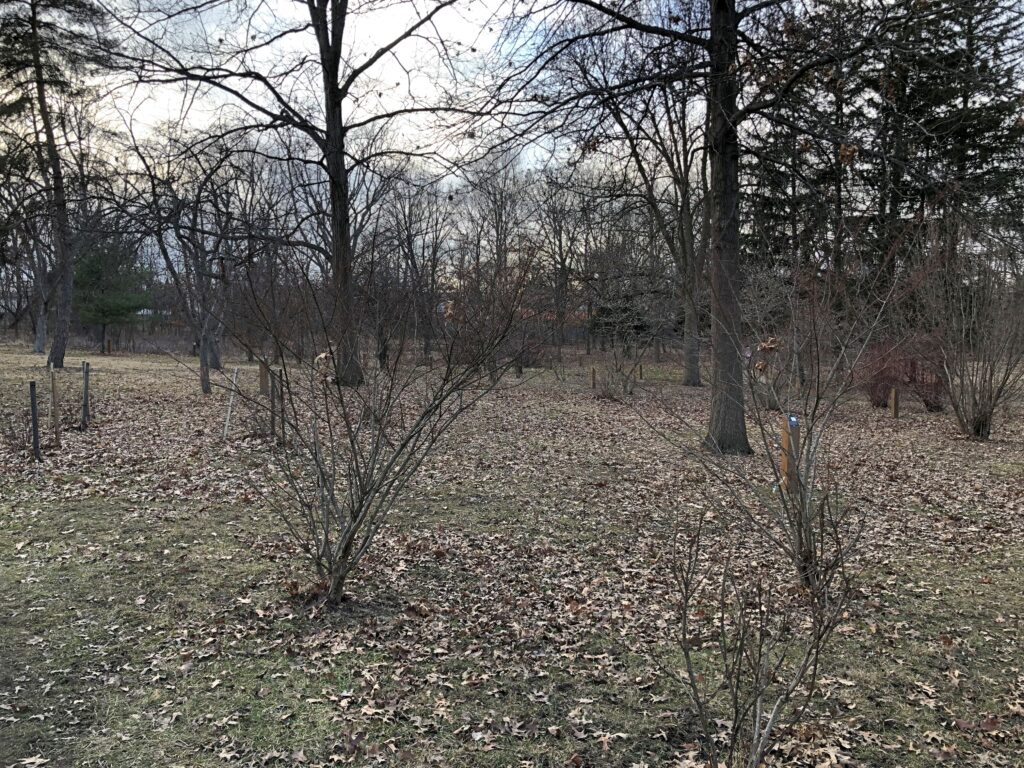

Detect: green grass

[816,549,1024,766]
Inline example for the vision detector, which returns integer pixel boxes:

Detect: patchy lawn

[1,344,1022,767]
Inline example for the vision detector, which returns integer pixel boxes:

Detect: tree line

[1,0,1022,445]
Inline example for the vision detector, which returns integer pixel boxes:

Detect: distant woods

[0,0,1022,441]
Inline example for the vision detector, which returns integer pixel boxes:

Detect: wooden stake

[259,361,270,395]
[639,363,644,380]
[106,338,113,355]
[50,367,61,449]
[591,366,596,389]
[889,387,900,419]
[81,361,90,430]
[269,371,277,439]
[223,367,240,441]
[780,414,800,496]
[29,381,41,461]
[277,370,286,445]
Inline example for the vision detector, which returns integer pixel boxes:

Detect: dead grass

[1,342,1022,766]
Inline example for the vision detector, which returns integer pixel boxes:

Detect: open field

[1,344,1023,767]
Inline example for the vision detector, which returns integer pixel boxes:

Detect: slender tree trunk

[325,129,363,385]
[422,317,432,358]
[198,333,213,395]
[33,304,47,354]
[33,268,47,356]
[585,299,593,354]
[682,298,701,386]
[678,203,703,387]
[704,0,752,454]
[29,0,75,369]
[208,335,222,370]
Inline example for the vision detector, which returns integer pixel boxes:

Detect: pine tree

[75,235,150,351]
[859,0,1024,276]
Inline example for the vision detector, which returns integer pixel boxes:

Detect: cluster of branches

[478,0,1024,443]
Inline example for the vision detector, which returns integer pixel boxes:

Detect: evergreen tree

[859,0,1024,274]
[75,235,150,350]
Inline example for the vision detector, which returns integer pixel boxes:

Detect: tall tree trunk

[32,254,47,353]
[325,118,363,385]
[585,299,592,354]
[33,303,47,354]
[704,0,752,454]
[314,0,363,388]
[208,335,222,370]
[29,0,75,369]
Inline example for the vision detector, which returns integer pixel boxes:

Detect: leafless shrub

[668,389,861,765]
[657,271,885,765]
[259,266,529,604]
[919,226,1024,439]
[904,333,947,412]
[594,362,635,400]
[672,498,853,768]
[855,342,901,408]
[594,343,650,400]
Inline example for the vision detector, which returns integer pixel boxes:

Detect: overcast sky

[110,0,503,144]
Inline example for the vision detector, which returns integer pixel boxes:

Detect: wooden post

[106,338,113,355]
[780,414,800,496]
[639,363,644,380]
[591,366,596,389]
[223,367,240,441]
[29,381,41,461]
[81,361,90,430]
[259,361,270,395]
[889,387,900,419]
[269,371,277,439]
[50,367,61,449]
[277,370,286,445]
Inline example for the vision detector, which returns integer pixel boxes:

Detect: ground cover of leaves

[1,344,1022,767]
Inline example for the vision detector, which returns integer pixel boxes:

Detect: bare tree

[388,172,456,362]
[125,131,241,391]
[921,222,1024,439]
[0,0,110,366]
[111,0,469,385]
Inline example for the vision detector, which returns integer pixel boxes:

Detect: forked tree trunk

[704,0,751,455]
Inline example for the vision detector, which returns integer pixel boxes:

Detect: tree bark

[198,333,213,395]
[316,0,363,387]
[33,308,47,353]
[29,0,75,369]
[704,0,752,454]
[682,297,701,386]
